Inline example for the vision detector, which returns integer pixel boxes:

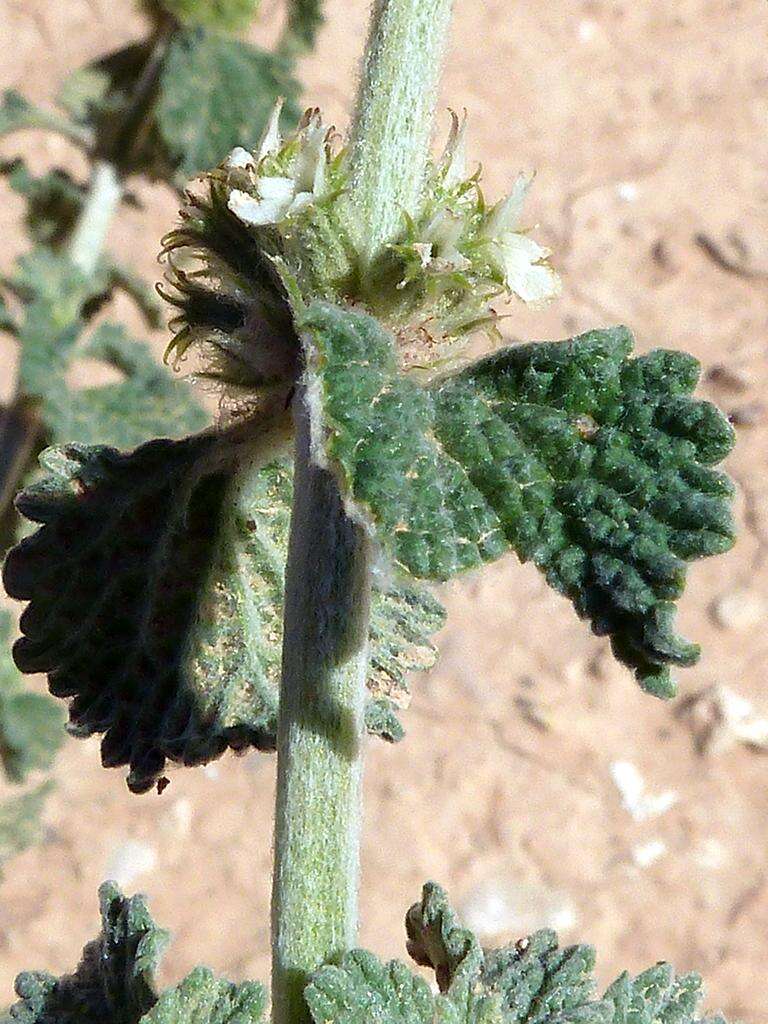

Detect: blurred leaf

[45,323,209,449]
[0,291,16,334]
[2,158,85,247]
[0,90,88,146]
[6,881,169,1024]
[141,968,267,1024]
[0,781,52,876]
[5,417,444,792]
[104,262,164,329]
[156,30,300,178]
[0,611,64,784]
[145,0,260,33]
[283,0,323,52]
[300,301,736,697]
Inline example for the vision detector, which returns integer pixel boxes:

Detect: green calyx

[143,0,260,33]
[159,108,559,396]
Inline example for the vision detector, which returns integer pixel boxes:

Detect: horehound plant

[1,2,736,1023]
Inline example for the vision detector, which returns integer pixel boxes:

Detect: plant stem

[347,0,454,264]
[67,160,123,277]
[272,393,371,1024]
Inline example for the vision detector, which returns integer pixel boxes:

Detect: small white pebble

[106,840,157,888]
[460,878,577,940]
[617,182,639,202]
[167,798,193,838]
[712,589,766,632]
[632,839,667,868]
[225,146,255,169]
[203,764,220,780]
[578,19,598,42]
[610,760,678,822]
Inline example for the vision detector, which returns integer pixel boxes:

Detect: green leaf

[306,884,726,1024]
[307,882,612,1024]
[6,882,169,1024]
[0,291,16,334]
[0,781,53,877]
[0,90,87,146]
[299,301,736,697]
[146,0,260,33]
[0,611,64,784]
[141,967,267,1024]
[156,30,300,178]
[1,159,85,247]
[4,420,443,791]
[605,969,726,1024]
[44,323,209,449]
[283,0,324,52]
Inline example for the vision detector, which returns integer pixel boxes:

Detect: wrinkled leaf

[5,418,443,792]
[299,301,736,697]
[0,611,63,784]
[0,781,52,876]
[6,881,169,1024]
[156,30,300,178]
[306,883,726,1024]
[1,159,85,247]
[142,967,267,1024]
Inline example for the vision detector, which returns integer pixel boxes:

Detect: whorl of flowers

[159,104,560,396]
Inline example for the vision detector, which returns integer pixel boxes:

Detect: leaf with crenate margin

[5,881,168,1024]
[0,610,64,784]
[141,968,268,1024]
[305,883,727,1024]
[4,418,444,792]
[156,30,301,179]
[299,301,736,697]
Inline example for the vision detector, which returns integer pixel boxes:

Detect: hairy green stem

[271,392,371,1024]
[271,6,454,1022]
[348,0,454,263]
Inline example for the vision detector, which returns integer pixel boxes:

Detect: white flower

[494,233,561,303]
[226,106,332,229]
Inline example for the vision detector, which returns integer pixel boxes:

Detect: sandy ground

[1,0,767,1020]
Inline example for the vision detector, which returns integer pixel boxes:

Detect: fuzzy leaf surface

[306,883,726,1024]
[300,302,735,696]
[0,611,63,783]
[4,425,443,791]
[604,969,725,1024]
[141,968,267,1024]
[0,90,84,144]
[0,781,52,876]
[5,881,167,1024]
[156,30,300,178]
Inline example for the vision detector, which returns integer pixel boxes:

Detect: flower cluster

[159,104,560,395]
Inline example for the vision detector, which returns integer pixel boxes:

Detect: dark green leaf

[141,967,267,1024]
[4,418,444,792]
[156,30,300,178]
[1,159,85,247]
[6,882,169,1024]
[299,301,736,697]
[283,0,324,52]
[0,781,53,877]
[0,610,64,784]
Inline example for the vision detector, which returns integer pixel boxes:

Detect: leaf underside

[306,882,726,1024]
[300,302,735,697]
[5,882,267,1024]
[0,781,53,877]
[4,426,445,793]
